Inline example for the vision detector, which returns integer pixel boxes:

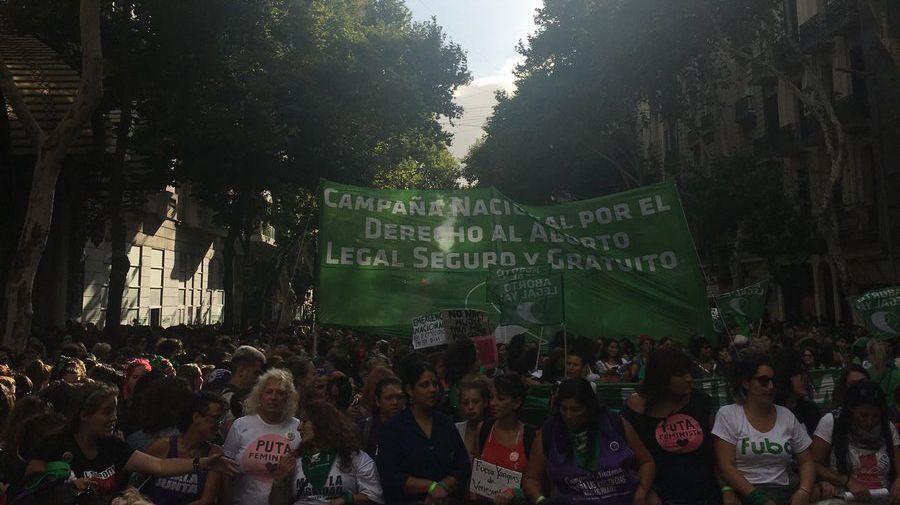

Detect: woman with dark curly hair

[713,353,815,505]
[269,400,384,505]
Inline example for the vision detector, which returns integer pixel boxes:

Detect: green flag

[316,180,712,341]
[715,279,770,331]
[487,266,564,327]
[852,286,900,339]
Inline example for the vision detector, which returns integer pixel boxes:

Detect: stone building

[641,0,900,323]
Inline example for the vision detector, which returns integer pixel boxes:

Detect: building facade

[642,0,900,324]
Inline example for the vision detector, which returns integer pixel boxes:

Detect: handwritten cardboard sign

[441,309,489,342]
[412,312,447,349]
[469,458,522,499]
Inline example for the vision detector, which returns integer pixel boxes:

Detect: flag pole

[562,321,568,378]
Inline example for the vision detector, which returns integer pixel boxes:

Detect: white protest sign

[441,309,489,342]
[469,458,522,499]
[412,312,446,349]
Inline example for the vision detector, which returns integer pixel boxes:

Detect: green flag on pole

[714,279,770,333]
[316,179,712,341]
[487,266,564,327]
[852,286,900,339]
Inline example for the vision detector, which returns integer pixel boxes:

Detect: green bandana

[568,429,602,471]
[300,449,336,494]
[26,461,72,492]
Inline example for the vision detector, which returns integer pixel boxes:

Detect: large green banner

[316,180,712,340]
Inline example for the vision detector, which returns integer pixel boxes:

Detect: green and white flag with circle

[714,279,769,331]
[853,286,900,339]
[487,266,564,328]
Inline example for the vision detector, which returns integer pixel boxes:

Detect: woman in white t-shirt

[270,400,384,505]
[713,353,816,505]
[811,380,900,502]
[223,368,302,505]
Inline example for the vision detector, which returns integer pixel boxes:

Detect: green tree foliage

[5,0,470,328]
[677,157,817,281]
[462,0,782,204]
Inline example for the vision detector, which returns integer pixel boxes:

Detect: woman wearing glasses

[810,380,900,503]
[713,353,816,505]
[142,392,229,505]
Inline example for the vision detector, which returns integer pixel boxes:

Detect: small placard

[411,312,446,349]
[469,458,522,499]
[441,309,489,342]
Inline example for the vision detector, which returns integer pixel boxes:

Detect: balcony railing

[826,0,859,34]
[772,37,804,70]
[734,95,757,127]
[798,115,821,146]
[798,12,832,53]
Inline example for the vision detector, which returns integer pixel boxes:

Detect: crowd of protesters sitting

[0,318,896,505]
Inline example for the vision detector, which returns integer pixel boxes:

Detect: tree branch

[867,0,900,70]
[0,58,46,145]
[42,0,103,153]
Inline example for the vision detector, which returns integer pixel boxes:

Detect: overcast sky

[407,0,542,159]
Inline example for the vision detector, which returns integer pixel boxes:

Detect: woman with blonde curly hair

[224,368,302,505]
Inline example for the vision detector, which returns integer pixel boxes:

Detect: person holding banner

[523,377,656,505]
[713,353,815,505]
[623,348,721,505]
[376,359,470,504]
[474,373,536,504]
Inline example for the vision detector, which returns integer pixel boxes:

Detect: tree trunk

[222,225,238,331]
[729,224,746,289]
[0,0,103,351]
[867,0,900,70]
[239,229,253,329]
[104,100,134,339]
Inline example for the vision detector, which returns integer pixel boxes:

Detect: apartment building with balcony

[642,0,900,324]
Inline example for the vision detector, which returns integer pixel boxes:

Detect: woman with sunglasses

[142,392,229,505]
[713,353,815,505]
[623,348,720,505]
[269,400,384,505]
[523,377,656,505]
[810,380,900,503]
[26,381,237,499]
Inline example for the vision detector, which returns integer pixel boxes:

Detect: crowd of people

[0,319,898,505]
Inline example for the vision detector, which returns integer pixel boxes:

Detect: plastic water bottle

[842,488,889,502]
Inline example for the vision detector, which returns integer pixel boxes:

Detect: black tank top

[622,391,719,504]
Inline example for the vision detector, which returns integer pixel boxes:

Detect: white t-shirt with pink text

[224,415,301,505]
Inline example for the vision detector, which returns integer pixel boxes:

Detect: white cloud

[443,54,527,159]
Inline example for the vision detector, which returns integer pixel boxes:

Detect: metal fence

[519,368,839,426]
